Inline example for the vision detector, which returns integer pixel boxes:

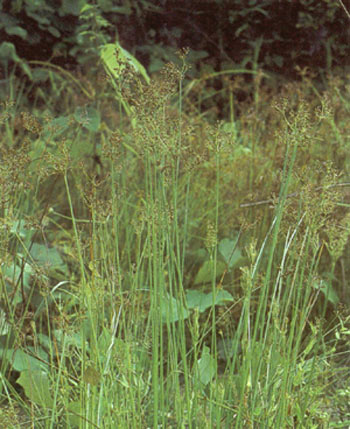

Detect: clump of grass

[1,53,350,428]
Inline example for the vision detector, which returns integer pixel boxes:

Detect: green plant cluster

[1,0,349,102]
[1,33,350,428]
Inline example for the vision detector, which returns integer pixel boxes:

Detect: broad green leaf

[217,337,238,361]
[101,43,150,84]
[211,289,234,305]
[42,115,70,138]
[0,42,20,62]
[6,348,47,372]
[66,401,83,427]
[5,26,27,38]
[218,237,243,269]
[17,370,54,408]
[80,4,95,14]
[2,262,33,305]
[53,329,87,350]
[186,290,207,311]
[197,346,216,386]
[10,218,35,238]
[161,293,189,323]
[26,11,50,26]
[36,333,51,350]
[0,42,31,76]
[30,243,66,273]
[3,259,33,281]
[97,326,112,355]
[47,26,60,38]
[74,106,100,132]
[194,260,226,285]
[186,289,234,313]
[313,279,339,305]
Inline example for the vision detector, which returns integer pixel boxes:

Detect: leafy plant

[2,31,350,427]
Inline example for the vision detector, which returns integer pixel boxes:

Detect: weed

[1,55,350,428]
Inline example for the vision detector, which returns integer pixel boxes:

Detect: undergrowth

[1,54,350,428]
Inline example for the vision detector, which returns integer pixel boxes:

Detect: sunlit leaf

[197,346,216,386]
[186,289,234,313]
[66,401,83,427]
[161,293,189,323]
[313,279,339,305]
[5,348,47,372]
[194,260,226,285]
[30,243,67,273]
[17,370,54,408]
[101,42,150,84]
[218,236,243,269]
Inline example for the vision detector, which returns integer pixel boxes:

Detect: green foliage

[186,289,234,314]
[3,348,48,373]
[2,46,350,427]
[193,260,226,285]
[101,42,150,84]
[312,276,339,306]
[74,105,101,132]
[1,0,349,100]
[17,370,53,409]
[161,288,235,323]
[161,293,190,323]
[196,346,217,387]
[218,236,243,269]
[0,42,31,77]
[101,41,150,117]
[0,0,77,73]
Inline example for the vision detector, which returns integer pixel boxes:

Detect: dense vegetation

[1,1,350,427]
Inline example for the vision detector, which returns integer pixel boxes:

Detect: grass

[1,57,350,428]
